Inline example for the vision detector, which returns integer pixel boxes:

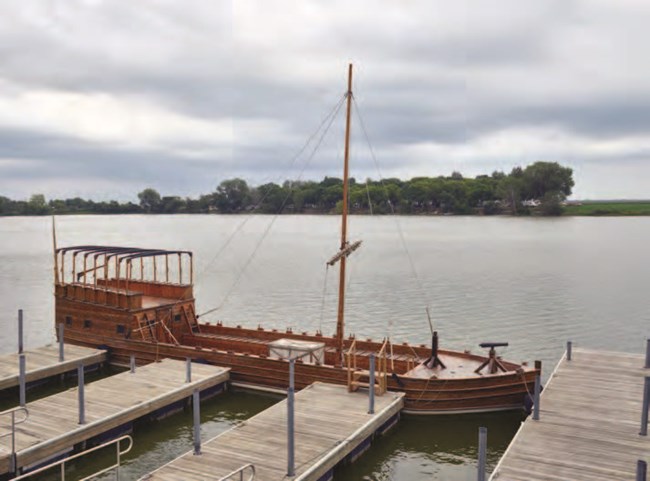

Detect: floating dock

[141,382,404,481]
[0,344,106,393]
[0,358,229,476]
[490,347,650,481]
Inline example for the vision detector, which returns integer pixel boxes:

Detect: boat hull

[62,329,539,414]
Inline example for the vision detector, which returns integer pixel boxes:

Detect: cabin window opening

[83,319,92,329]
[65,316,73,326]
[116,324,125,334]
[174,314,182,322]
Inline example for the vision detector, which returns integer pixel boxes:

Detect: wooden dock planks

[0,358,229,475]
[0,344,107,392]
[141,382,404,481]
[490,348,650,481]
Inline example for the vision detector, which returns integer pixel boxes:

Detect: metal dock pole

[287,358,295,477]
[641,376,650,436]
[186,358,192,383]
[645,339,650,369]
[18,309,23,354]
[78,364,85,425]
[566,340,572,361]
[58,323,65,362]
[637,460,647,481]
[368,353,375,414]
[19,353,26,407]
[193,389,201,455]
[533,375,541,421]
[130,354,136,374]
[477,427,487,481]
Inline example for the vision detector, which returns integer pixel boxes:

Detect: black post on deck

[637,460,647,481]
[58,323,65,362]
[477,427,487,481]
[19,353,26,407]
[193,389,201,455]
[566,340,572,361]
[640,376,650,436]
[78,363,85,425]
[533,375,541,421]
[18,309,23,354]
[645,339,650,369]
[287,358,295,477]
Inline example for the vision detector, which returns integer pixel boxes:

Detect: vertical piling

[533,375,541,421]
[368,353,375,414]
[637,460,647,481]
[193,389,201,455]
[18,309,24,354]
[645,339,650,369]
[640,376,649,436]
[58,323,65,362]
[130,354,136,374]
[566,341,572,361]
[19,353,26,407]
[186,358,192,383]
[287,358,295,477]
[78,364,85,425]
[477,427,487,481]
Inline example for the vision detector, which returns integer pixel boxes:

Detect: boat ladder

[346,339,388,395]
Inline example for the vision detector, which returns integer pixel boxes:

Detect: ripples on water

[0,214,648,480]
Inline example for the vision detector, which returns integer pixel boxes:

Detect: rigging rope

[199,94,347,318]
[352,96,434,336]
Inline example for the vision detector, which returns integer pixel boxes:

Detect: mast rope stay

[352,96,434,336]
[198,94,347,319]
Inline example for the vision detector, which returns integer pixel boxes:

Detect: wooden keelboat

[53,65,540,414]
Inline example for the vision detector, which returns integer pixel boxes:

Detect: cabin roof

[56,245,192,259]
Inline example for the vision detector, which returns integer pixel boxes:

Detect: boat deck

[489,347,650,481]
[194,332,514,379]
[140,382,404,481]
[0,344,106,393]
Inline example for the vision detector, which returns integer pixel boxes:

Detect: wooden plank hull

[61,327,539,414]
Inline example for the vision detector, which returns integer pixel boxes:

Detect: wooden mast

[335,64,354,365]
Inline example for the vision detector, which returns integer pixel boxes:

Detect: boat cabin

[54,246,200,344]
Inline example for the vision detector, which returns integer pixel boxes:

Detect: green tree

[522,162,574,200]
[214,178,251,213]
[138,188,161,213]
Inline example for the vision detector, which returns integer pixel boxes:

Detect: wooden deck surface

[141,382,404,481]
[490,347,649,481]
[0,344,107,392]
[0,358,229,475]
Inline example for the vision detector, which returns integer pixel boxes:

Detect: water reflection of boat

[54,64,540,414]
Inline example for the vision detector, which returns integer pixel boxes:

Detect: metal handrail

[10,435,133,481]
[1,406,29,473]
[217,463,256,481]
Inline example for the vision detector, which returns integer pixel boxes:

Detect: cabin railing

[217,463,256,481]
[0,406,29,473]
[10,435,133,481]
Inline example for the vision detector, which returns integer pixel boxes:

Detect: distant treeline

[1,161,575,217]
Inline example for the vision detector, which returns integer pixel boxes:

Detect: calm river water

[0,215,648,480]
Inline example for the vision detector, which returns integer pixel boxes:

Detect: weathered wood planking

[0,344,106,392]
[0,358,229,475]
[490,348,650,481]
[140,382,404,481]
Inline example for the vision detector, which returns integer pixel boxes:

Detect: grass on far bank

[563,201,650,216]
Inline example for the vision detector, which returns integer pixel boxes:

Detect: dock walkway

[490,347,649,481]
[0,358,229,476]
[0,344,106,392]
[141,382,404,481]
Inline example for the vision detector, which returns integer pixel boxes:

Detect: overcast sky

[1,0,649,201]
